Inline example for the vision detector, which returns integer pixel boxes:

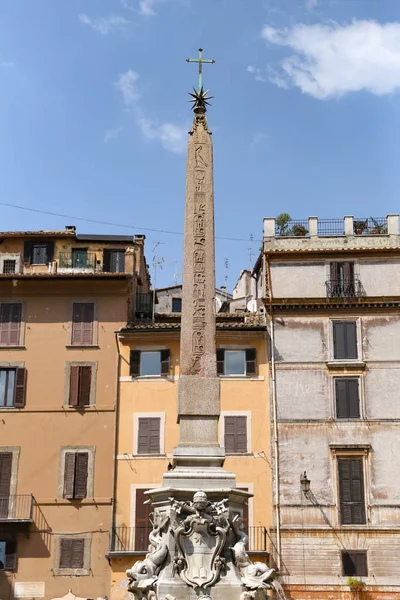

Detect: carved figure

[231,515,275,591]
[126,515,169,600]
[170,492,229,591]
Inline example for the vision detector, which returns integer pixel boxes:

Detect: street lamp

[300,471,311,495]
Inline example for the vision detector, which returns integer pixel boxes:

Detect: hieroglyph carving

[170,491,229,591]
[192,148,207,369]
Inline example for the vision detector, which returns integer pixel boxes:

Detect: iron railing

[317,219,345,236]
[275,220,309,237]
[325,278,364,298]
[110,525,269,554]
[136,293,154,316]
[0,495,34,521]
[58,252,97,271]
[354,217,387,235]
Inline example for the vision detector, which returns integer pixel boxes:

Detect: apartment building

[108,311,272,591]
[0,227,149,600]
[258,214,400,599]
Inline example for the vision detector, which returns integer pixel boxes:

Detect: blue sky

[1,0,400,289]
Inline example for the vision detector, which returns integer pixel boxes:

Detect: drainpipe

[265,253,281,572]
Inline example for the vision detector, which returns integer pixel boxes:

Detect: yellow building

[109,312,272,590]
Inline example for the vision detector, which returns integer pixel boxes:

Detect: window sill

[225,452,253,457]
[0,345,25,350]
[132,454,167,459]
[219,375,264,381]
[130,376,173,382]
[326,360,366,371]
[53,568,89,576]
[65,345,99,349]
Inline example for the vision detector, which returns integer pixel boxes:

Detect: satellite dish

[247,299,257,313]
[215,297,223,313]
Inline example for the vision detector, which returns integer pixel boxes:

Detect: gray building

[155,284,232,314]
[258,214,400,597]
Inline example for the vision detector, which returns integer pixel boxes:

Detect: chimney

[65,225,76,232]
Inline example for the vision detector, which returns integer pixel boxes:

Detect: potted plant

[291,224,308,236]
[353,220,368,235]
[370,217,387,234]
[275,213,292,236]
[347,577,366,591]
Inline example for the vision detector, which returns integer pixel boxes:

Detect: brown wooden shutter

[0,452,12,495]
[79,366,92,406]
[334,322,358,360]
[23,242,33,264]
[59,538,72,568]
[338,457,366,525]
[72,303,94,345]
[148,418,161,454]
[224,416,236,454]
[69,366,80,406]
[130,350,141,377]
[236,416,248,453]
[70,538,85,568]
[333,322,346,359]
[347,379,360,418]
[82,304,94,345]
[160,350,170,376]
[4,541,17,571]
[245,349,257,376]
[13,367,27,408]
[217,349,225,375]
[72,304,83,345]
[63,453,76,499]
[103,249,111,272]
[135,489,151,551]
[0,304,21,346]
[74,452,89,499]
[355,552,368,576]
[336,379,360,419]
[138,418,160,454]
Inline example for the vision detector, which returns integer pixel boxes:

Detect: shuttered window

[338,457,366,525]
[335,378,360,419]
[69,366,92,407]
[24,241,54,265]
[59,538,85,569]
[103,249,125,273]
[135,489,151,551]
[0,367,27,408]
[217,349,257,376]
[224,416,248,454]
[0,304,22,346]
[130,350,170,377]
[0,452,12,519]
[63,452,89,499]
[333,321,358,359]
[72,303,94,345]
[0,540,17,571]
[137,418,161,454]
[342,551,368,576]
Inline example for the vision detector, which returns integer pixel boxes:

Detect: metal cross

[186,48,215,92]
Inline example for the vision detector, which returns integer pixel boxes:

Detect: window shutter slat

[0,452,12,496]
[160,350,170,376]
[4,541,17,571]
[336,380,348,418]
[338,457,366,525]
[149,418,161,454]
[217,349,225,375]
[63,453,76,499]
[345,322,358,359]
[72,304,83,345]
[74,452,89,499]
[236,416,248,453]
[224,416,236,454]
[59,538,72,568]
[14,367,27,408]
[79,366,92,406]
[333,322,346,359]
[130,351,141,377]
[0,304,21,346]
[245,349,257,376]
[138,418,150,454]
[71,539,85,568]
[72,303,94,345]
[348,380,360,418]
[82,304,94,345]
[69,366,80,406]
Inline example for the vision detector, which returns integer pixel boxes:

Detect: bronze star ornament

[188,87,213,112]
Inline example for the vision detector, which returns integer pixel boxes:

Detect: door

[135,489,151,551]
[71,248,88,269]
[0,453,12,518]
[110,250,125,273]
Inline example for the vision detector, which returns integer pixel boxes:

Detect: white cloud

[138,118,187,153]
[114,70,140,105]
[79,13,130,34]
[247,65,266,82]
[104,126,124,143]
[1,61,15,68]
[138,0,162,16]
[305,0,319,9]
[261,20,400,99]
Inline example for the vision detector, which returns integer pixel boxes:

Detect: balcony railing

[136,293,154,316]
[58,252,97,271]
[325,278,364,298]
[110,525,269,554]
[0,495,34,522]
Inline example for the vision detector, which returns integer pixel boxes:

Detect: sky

[1,0,400,289]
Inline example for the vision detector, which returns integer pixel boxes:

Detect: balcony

[0,495,35,522]
[325,278,364,298]
[109,525,270,555]
[58,252,97,273]
[136,292,154,317]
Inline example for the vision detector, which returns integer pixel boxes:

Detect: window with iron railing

[326,262,363,298]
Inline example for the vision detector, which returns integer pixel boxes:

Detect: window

[0,452,12,518]
[0,303,22,346]
[0,540,17,571]
[137,418,161,454]
[24,241,54,265]
[71,248,88,269]
[333,321,358,360]
[224,416,247,454]
[0,368,26,408]
[69,366,92,407]
[172,297,182,313]
[338,457,366,525]
[328,262,355,297]
[59,538,85,569]
[71,303,94,345]
[217,349,256,376]
[335,378,360,419]
[63,452,89,499]
[130,350,170,377]
[342,551,368,577]
[2,260,16,274]
[135,489,151,550]
[103,249,125,273]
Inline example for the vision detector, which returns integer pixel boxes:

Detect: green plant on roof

[276,213,292,236]
[370,217,387,234]
[291,223,309,236]
[347,577,366,590]
[353,220,368,235]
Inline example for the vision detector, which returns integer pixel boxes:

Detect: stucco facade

[259,214,400,599]
[0,228,149,600]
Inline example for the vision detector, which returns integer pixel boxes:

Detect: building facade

[154,284,232,314]
[0,227,149,600]
[259,214,400,599]
[108,312,272,591]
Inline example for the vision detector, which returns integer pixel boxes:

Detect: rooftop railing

[0,495,35,522]
[265,215,399,238]
[58,252,97,271]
